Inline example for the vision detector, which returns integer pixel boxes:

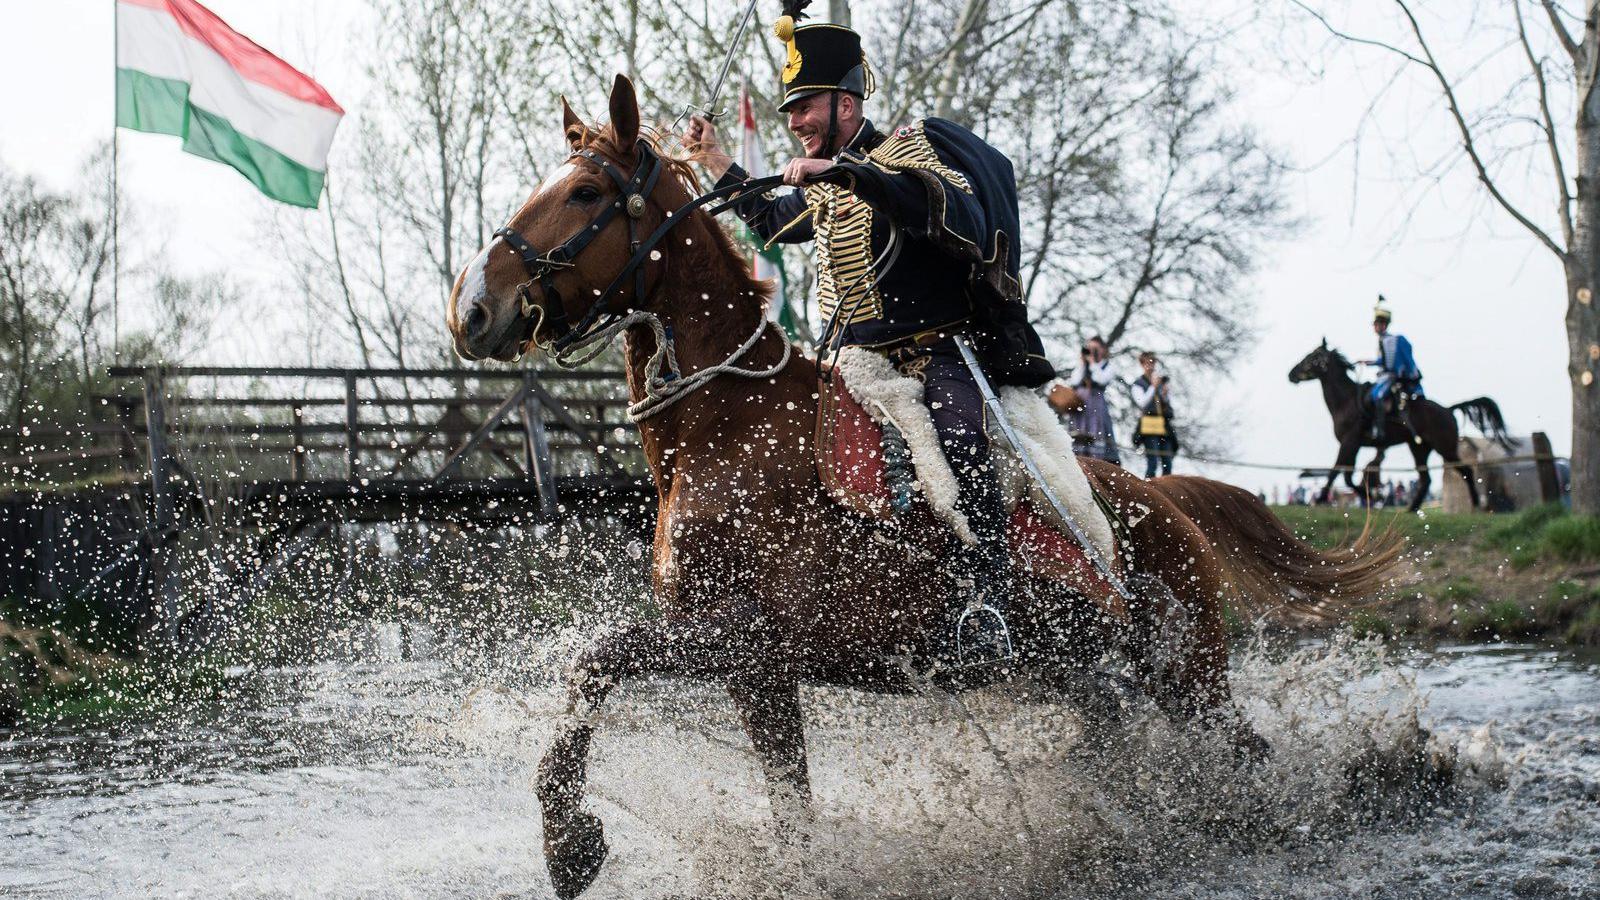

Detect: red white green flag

[115,0,344,208]
[738,86,800,338]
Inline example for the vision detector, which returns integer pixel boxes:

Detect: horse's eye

[570,186,601,204]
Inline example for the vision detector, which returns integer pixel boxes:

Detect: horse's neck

[623,234,790,485]
[1320,365,1358,411]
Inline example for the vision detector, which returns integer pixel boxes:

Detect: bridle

[493,143,663,354]
[493,139,786,369]
[491,137,790,420]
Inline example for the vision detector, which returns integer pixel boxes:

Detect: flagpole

[111,0,121,365]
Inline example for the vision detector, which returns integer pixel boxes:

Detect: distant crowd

[1271,480,1421,508]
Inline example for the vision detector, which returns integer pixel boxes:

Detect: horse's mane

[1325,346,1353,371]
[572,122,772,308]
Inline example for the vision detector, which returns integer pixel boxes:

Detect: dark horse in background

[1289,340,1513,512]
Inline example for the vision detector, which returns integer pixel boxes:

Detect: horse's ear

[561,95,586,150]
[1320,337,1328,348]
[608,74,641,149]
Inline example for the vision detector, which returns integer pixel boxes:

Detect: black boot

[931,466,1016,681]
[951,539,1014,666]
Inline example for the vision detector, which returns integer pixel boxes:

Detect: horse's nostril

[465,304,490,340]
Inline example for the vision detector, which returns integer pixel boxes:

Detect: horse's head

[449,75,679,361]
[1288,338,1349,383]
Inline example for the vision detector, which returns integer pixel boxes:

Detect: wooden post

[522,371,558,517]
[141,367,180,641]
[345,374,360,481]
[1532,431,1562,504]
[142,369,174,537]
[114,396,140,474]
[291,405,307,482]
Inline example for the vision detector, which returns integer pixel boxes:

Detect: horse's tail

[1449,396,1515,451]
[1145,475,1404,619]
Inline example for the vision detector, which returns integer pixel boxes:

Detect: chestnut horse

[447,76,1402,899]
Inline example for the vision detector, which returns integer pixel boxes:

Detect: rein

[494,139,791,422]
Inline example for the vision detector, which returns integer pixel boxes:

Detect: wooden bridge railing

[1,365,646,515]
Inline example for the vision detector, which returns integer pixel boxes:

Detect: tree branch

[1391,0,1568,260]
[1515,0,1576,248]
[1539,0,1583,63]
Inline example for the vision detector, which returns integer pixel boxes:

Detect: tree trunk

[1568,259,1593,512]
[1570,43,1600,516]
[1568,202,1600,514]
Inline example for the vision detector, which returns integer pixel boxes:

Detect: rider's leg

[1369,379,1390,443]
[915,343,1012,665]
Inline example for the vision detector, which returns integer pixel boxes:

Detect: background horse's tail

[1449,396,1515,451]
[1146,476,1404,619]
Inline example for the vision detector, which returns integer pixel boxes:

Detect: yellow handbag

[1138,414,1168,437]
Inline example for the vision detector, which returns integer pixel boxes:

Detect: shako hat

[1373,294,1393,322]
[772,0,875,111]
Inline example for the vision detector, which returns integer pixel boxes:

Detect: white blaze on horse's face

[536,162,578,197]
[458,240,496,328]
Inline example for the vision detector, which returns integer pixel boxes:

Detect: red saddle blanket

[815,370,1120,615]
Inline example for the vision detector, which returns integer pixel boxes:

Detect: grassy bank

[1272,504,1600,646]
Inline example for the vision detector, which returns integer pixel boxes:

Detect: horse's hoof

[545,811,608,900]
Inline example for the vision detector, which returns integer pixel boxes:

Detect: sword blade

[953,334,1130,599]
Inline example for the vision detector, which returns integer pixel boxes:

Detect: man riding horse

[687,0,1053,669]
[1361,299,1422,443]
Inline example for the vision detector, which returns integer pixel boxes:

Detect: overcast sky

[0,0,1574,495]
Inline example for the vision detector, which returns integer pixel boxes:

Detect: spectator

[1130,351,1178,477]
[1064,335,1121,465]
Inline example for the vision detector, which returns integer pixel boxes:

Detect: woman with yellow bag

[1131,351,1179,478]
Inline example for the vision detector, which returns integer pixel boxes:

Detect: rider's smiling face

[787,92,858,158]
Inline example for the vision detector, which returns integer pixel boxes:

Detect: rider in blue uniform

[686,1,1053,671]
[1362,301,1422,442]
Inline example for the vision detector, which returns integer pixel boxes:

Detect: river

[2,629,1596,899]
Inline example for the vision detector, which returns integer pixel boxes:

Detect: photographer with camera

[1063,335,1121,464]
[1130,351,1178,477]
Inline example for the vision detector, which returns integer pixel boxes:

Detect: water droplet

[650,250,662,261]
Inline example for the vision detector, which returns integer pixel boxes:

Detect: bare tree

[1287,0,1600,512]
[0,150,222,438]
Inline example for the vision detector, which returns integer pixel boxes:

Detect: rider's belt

[865,320,972,374]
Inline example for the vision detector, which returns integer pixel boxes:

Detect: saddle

[815,357,1124,620]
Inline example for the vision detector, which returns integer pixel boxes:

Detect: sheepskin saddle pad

[816,346,1123,617]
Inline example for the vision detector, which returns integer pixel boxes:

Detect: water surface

[2,632,1596,898]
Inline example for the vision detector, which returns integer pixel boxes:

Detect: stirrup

[954,604,1014,666]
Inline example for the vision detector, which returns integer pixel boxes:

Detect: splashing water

[4,625,1596,899]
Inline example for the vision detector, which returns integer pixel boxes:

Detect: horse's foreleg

[537,617,780,898]
[727,677,812,829]
[1328,436,1361,504]
[1360,457,1382,507]
[538,630,631,900]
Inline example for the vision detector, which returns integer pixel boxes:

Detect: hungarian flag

[116,0,344,208]
[737,87,801,338]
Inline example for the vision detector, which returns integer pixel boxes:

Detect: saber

[671,0,761,130]
[954,334,1131,601]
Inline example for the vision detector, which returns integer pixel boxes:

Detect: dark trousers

[1143,436,1174,478]
[893,341,1009,573]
